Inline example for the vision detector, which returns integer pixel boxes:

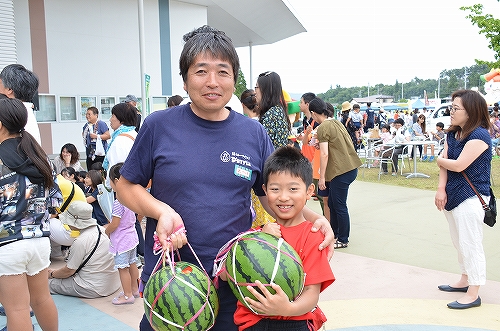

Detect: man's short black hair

[301,92,316,104]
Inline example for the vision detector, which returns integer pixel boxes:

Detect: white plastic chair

[375,145,397,180]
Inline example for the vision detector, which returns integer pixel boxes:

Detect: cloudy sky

[236,0,498,95]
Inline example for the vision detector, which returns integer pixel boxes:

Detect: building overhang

[180,0,306,47]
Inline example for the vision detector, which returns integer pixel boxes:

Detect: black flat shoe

[447,297,481,309]
[438,284,469,293]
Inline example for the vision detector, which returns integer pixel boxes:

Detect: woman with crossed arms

[435,89,491,310]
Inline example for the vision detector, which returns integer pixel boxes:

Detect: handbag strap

[59,182,75,212]
[74,225,102,274]
[461,171,488,210]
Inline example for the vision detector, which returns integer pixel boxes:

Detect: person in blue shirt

[115,25,335,331]
[364,102,375,131]
[435,89,492,310]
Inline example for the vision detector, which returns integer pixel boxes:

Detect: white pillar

[249,42,253,90]
[138,0,147,117]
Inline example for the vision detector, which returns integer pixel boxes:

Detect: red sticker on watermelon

[181,266,193,274]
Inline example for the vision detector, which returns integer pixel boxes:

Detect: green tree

[234,69,247,98]
[461,2,500,68]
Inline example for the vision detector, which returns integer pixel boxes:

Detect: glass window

[152,97,167,113]
[35,94,56,122]
[60,96,77,121]
[100,97,115,121]
[80,97,96,120]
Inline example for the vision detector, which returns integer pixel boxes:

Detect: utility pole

[464,67,468,89]
[437,75,441,99]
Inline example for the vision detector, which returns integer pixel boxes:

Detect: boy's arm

[244,280,321,317]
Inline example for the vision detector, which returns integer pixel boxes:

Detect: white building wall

[44,0,162,96]
[10,0,211,155]
[40,0,164,154]
[169,1,207,96]
[12,0,31,67]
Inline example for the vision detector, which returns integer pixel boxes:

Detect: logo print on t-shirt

[220,151,231,163]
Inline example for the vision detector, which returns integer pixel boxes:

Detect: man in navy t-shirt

[116,25,334,331]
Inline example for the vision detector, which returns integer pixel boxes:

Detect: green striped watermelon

[225,231,304,312]
[143,261,219,331]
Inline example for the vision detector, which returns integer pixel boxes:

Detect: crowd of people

[0,24,496,331]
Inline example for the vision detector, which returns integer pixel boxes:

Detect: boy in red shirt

[234,146,335,330]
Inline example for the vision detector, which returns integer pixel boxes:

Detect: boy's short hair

[263,146,312,187]
[436,122,444,129]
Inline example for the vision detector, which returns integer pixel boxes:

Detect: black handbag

[462,172,496,227]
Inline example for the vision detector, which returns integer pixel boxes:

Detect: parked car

[426,103,451,132]
[426,102,495,132]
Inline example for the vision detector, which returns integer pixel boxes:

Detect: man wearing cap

[48,201,120,298]
[123,94,142,132]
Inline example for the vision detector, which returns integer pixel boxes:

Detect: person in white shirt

[381,118,410,175]
[0,64,41,145]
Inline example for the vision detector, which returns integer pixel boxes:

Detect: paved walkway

[2,180,498,330]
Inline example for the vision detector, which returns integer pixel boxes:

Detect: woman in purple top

[435,89,491,310]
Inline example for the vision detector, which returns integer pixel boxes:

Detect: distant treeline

[318,64,490,108]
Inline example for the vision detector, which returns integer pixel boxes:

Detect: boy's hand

[262,223,281,237]
[244,280,291,316]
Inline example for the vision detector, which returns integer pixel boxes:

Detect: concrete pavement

[2,180,498,330]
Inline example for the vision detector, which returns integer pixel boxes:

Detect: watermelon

[225,231,305,312]
[143,261,219,331]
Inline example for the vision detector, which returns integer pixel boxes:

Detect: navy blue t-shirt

[366,107,375,123]
[120,104,274,277]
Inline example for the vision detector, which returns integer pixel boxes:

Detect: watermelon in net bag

[224,231,305,313]
[144,238,219,331]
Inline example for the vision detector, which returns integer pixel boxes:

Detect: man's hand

[156,207,187,251]
[310,217,335,260]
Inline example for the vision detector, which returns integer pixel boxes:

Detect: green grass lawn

[357,157,500,196]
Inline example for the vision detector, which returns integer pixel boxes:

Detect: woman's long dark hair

[0,98,54,187]
[448,89,490,140]
[256,71,290,130]
[417,114,426,133]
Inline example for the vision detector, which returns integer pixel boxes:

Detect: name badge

[234,165,252,181]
